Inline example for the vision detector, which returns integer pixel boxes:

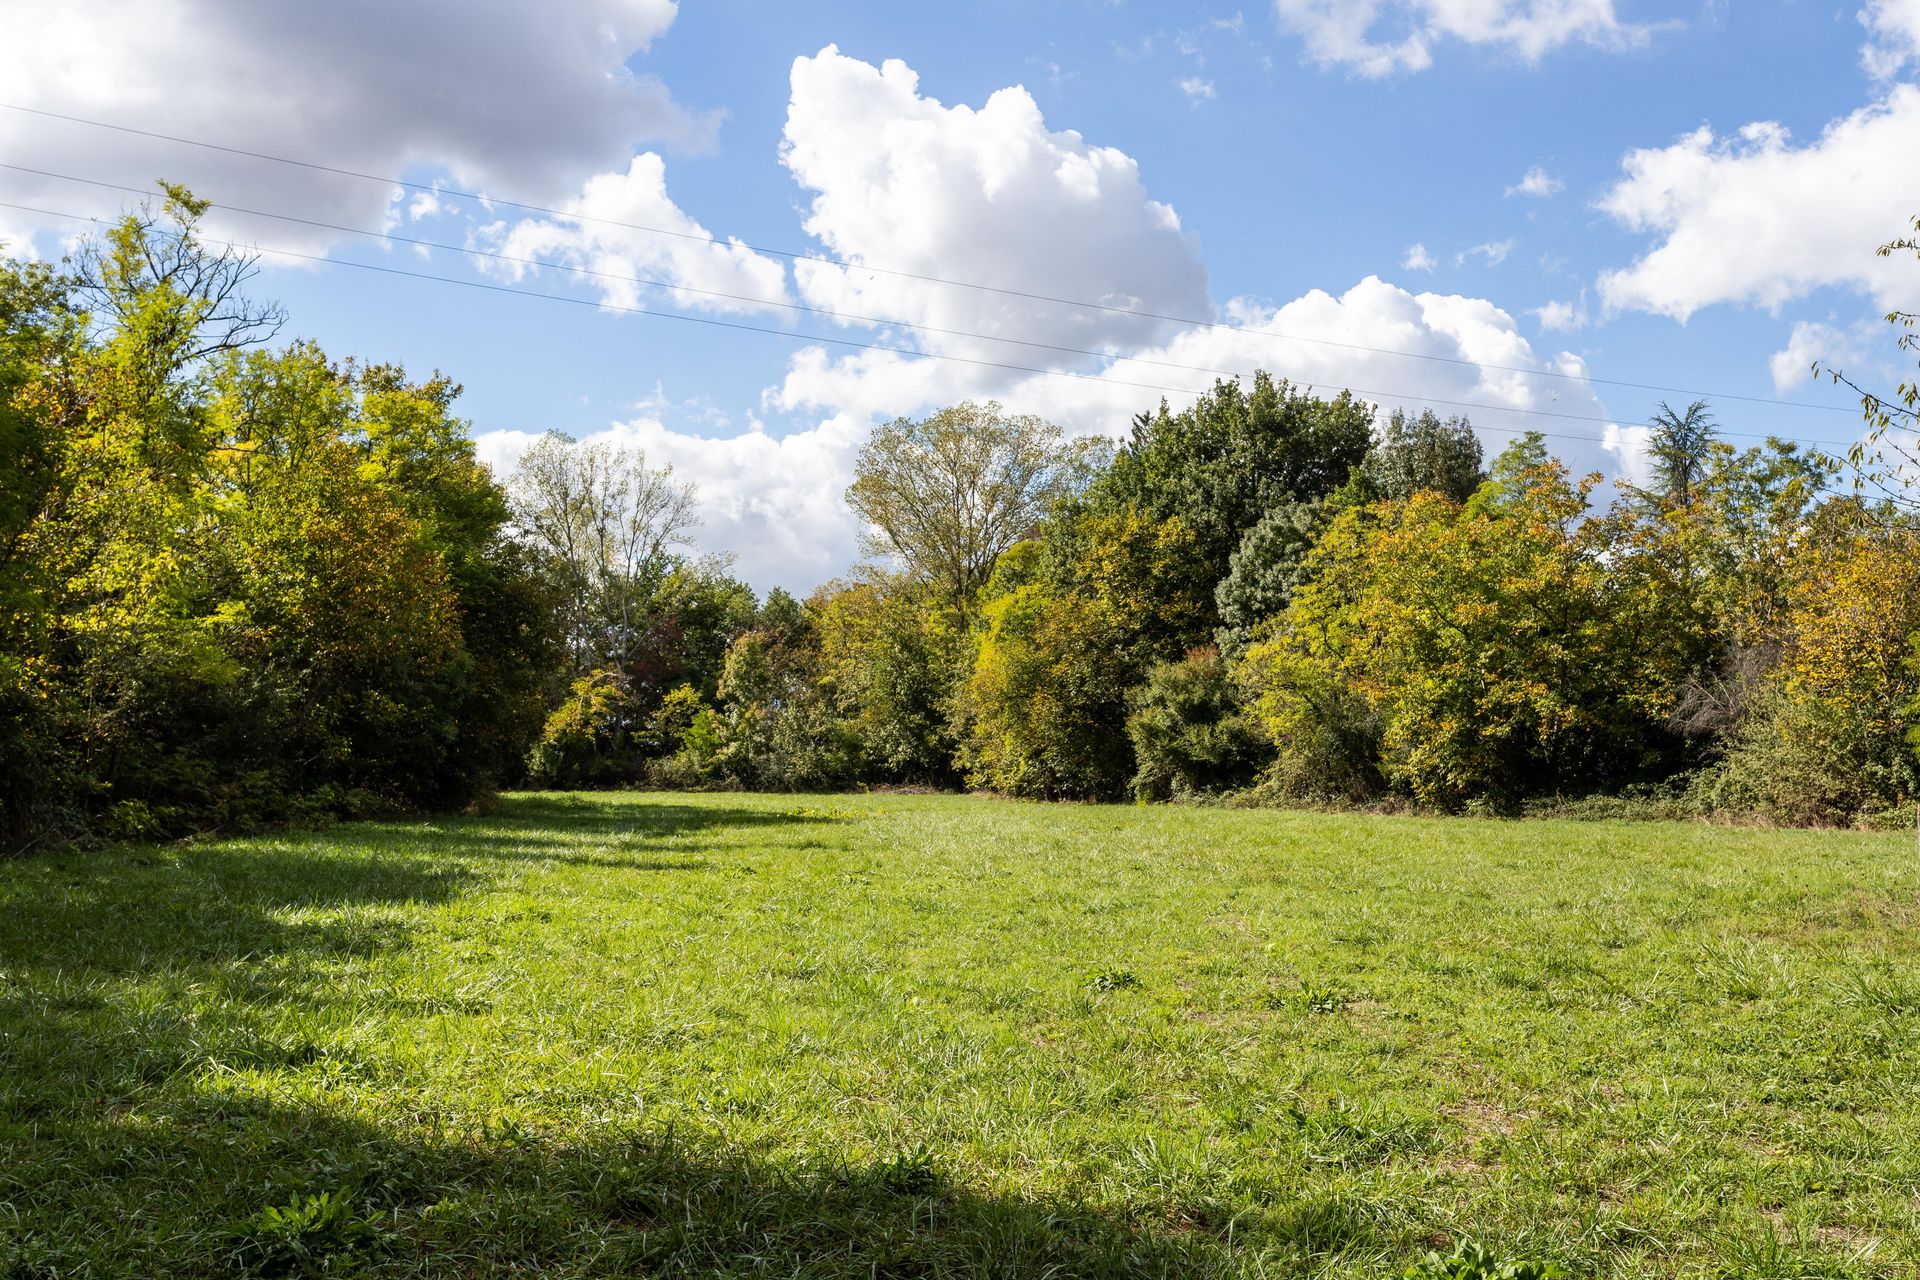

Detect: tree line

[3,193,1916,851]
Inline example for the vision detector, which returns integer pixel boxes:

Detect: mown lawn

[2,793,1916,1278]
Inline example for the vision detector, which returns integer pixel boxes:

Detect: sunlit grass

[2,792,1916,1276]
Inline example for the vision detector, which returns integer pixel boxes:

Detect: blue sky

[2,1,1916,588]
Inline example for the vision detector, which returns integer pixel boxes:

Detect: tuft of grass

[1,791,1916,1277]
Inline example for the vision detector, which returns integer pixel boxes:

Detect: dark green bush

[1126,647,1269,801]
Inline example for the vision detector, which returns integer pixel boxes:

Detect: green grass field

[3,793,1917,1278]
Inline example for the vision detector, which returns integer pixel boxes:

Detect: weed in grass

[1263,981,1353,1013]
[874,1143,941,1197]
[1697,939,1796,1001]
[1403,1241,1565,1279]
[1289,1096,1435,1167]
[1833,964,1917,1017]
[1090,967,1142,991]
[225,1189,392,1277]
[1712,1223,1869,1279]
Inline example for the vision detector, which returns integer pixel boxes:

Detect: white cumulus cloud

[1596,85,1920,321]
[1403,243,1437,272]
[1531,295,1588,332]
[1271,0,1660,76]
[473,155,789,315]
[779,46,1214,367]
[1768,318,1887,393]
[0,0,713,254]
[747,49,1643,587]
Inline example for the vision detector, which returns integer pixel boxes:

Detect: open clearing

[3,793,1917,1277]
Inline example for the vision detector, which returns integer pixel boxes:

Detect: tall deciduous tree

[846,401,1106,617]
[507,432,698,673]
[1090,372,1374,587]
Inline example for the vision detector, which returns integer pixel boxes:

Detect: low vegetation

[4,792,1916,1276]
[7,199,1920,852]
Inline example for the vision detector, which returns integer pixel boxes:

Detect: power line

[0,198,1198,399]
[0,162,1247,382]
[15,162,1865,430]
[0,100,1862,417]
[0,197,1864,454]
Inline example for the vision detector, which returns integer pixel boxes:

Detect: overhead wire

[8,160,1872,440]
[0,196,1865,453]
[0,100,1866,417]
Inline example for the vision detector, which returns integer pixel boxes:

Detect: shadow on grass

[0,795,1352,1277]
[2,1087,1300,1278]
[0,796,801,974]
[343,793,819,872]
[0,796,806,1113]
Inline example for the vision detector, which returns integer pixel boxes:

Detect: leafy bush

[1240,448,1692,810]
[813,576,965,785]
[1700,517,1920,824]
[956,578,1135,799]
[1,201,564,851]
[526,670,636,787]
[1125,647,1268,801]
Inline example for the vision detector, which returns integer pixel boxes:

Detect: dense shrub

[1239,450,1692,810]
[527,670,638,788]
[1701,515,1920,823]
[813,576,965,785]
[1126,648,1269,800]
[1,195,562,849]
[957,575,1135,800]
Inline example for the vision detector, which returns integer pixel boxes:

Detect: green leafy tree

[506,431,698,674]
[1707,505,1920,823]
[956,570,1135,799]
[1,190,564,845]
[813,574,965,784]
[1089,372,1374,595]
[0,256,85,846]
[1617,436,1830,747]
[1363,407,1485,503]
[846,401,1107,618]
[1214,499,1328,657]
